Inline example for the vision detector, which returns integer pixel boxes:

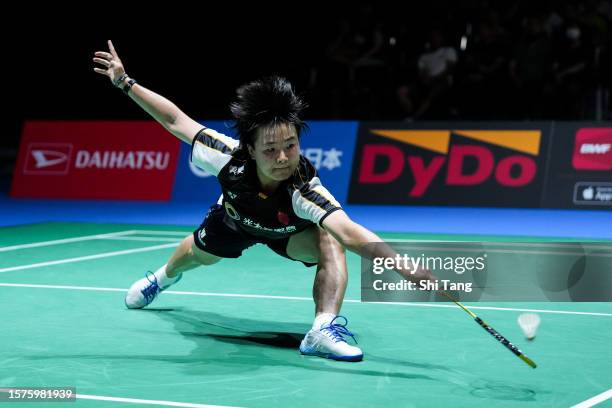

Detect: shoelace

[321,315,358,344]
[141,271,161,304]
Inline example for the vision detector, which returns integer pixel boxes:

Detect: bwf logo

[24,143,73,175]
[572,128,612,171]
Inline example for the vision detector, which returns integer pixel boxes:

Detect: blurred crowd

[4,1,611,184]
[308,0,612,121]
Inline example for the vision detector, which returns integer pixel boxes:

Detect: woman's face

[248,122,300,188]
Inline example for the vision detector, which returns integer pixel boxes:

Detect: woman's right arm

[93,40,201,144]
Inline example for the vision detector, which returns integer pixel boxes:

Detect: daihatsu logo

[31,150,69,168]
[24,143,73,175]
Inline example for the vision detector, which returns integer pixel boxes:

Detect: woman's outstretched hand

[93,40,126,86]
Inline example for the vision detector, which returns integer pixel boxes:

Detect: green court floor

[1,222,611,407]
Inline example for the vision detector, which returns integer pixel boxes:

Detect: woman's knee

[187,235,221,265]
[286,226,320,264]
[289,227,346,264]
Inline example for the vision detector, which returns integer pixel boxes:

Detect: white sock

[312,313,336,330]
[153,264,180,288]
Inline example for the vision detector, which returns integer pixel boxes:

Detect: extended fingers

[93,67,109,76]
[108,40,118,57]
[94,51,113,59]
[93,57,111,68]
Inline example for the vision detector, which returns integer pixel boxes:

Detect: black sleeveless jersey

[190,127,342,240]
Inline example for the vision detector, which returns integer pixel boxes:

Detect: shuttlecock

[518,313,540,340]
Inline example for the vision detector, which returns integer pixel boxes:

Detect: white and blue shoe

[299,316,363,362]
[125,271,182,309]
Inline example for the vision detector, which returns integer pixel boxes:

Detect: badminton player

[93,40,434,362]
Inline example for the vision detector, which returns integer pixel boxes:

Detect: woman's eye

[265,148,275,154]
[286,143,296,149]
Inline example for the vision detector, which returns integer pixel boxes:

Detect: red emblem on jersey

[277,211,290,225]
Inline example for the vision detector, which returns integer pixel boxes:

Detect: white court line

[0,283,126,292]
[1,283,611,317]
[571,389,612,408]
[0,230,189,252]
[76,393,240,408]
[0,390,238,408]
[129,230,190,236]
[0,243,178,273]
[0,230,138,252]
[102,237,182,242]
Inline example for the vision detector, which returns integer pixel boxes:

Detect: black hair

[230,76,308,150]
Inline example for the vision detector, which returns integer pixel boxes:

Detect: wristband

[122,78,137,94]
[114,73,129,87]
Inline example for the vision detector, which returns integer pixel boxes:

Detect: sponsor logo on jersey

[242,217,297,233]
[224,201,241,220]
[229,164,245,177]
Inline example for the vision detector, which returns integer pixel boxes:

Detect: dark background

[4,1,611,185]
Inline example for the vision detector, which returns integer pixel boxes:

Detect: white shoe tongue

[313,313,336,330]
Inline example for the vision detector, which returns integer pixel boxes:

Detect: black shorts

[192,204,317,267]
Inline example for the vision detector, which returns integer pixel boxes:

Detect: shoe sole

[124,297,145,309]
[299,347,363,362]
[124,273,183,309]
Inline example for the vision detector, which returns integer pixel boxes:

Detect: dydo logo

[357,129,541,197]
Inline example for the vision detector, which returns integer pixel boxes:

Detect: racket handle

[475,317,536,369]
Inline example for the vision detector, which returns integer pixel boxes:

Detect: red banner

[572,128,612,170]
[11,121,181,200]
